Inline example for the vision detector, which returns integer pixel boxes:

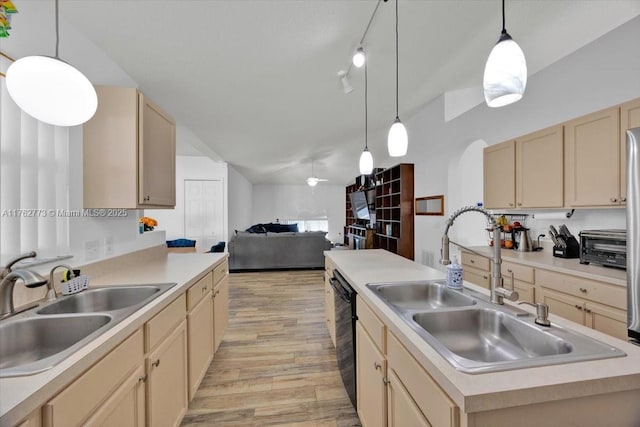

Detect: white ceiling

[20,1,640,185]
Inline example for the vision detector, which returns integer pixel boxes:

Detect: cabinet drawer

[187,272,213,311]
[463,266,490,289]
[461,251,490,271]
[357,296,386,353]
[502,261,534,284]
[387,332,459,427]
[536,269,626,310]
[145,293,186,352]
[43,329,144,427]
[213,260,228,285]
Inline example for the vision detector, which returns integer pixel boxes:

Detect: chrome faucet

[440,206,518,305]
[0,251,37,280]
[47,264,76,301]
[0,269,48,319]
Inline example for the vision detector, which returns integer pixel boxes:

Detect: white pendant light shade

[359,148,373,175]
[352,48,366,68]
[483,33,527,108]
[306,177,319,187]
[387,118,408,157]
[6,56,98,127]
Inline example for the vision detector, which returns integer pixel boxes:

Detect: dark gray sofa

[228,231,332,271]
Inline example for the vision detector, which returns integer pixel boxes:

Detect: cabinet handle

[517,202,522,207]
[144,195,150,202]
[138,374,148,383]
[214,290,220,297]
[574,305,583,310]
[483,276,488,280]
[374,361,382,370]
[579,287,587,293]
[508,202,514,207]
[383,378,390,385]
[621,197,627,203]
[610,197,618,203]
[585,308,592,314]
[202,286,207,293]
[152,359,160,368]
[470,259,475,264]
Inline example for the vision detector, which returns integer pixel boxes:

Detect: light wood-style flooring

[181,270,361,427]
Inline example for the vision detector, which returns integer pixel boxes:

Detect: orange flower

[139,217,158,227]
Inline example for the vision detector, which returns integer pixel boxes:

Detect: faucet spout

[440,206,517,305]
[48,264,76,301]
[0,269,48,319]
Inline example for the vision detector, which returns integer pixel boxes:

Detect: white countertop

[0,252,227,427]
[326,249,640,414]
[465,245,626,287]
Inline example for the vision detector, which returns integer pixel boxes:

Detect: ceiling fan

[306,160,328,187]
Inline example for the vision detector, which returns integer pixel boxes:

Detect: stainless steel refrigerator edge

[627,128,640,343]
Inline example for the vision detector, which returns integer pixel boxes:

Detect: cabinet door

[356,322,387,427]
[538,289,585,325]
[146,320,188,427]
[387,369,431,427]
[213,276,229,352]
[17,409,42,427]
[138,93,176,207]
[620,97,640,203]
[516,125,564,208]
[564,107,620,206]
[585,302,628,340]
[188,291,214,400]
[484,140,515,209]
[514,282,534,304]
[84,365,146,427]
[325,280,336,347]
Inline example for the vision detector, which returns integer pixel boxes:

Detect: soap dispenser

[446,256,463,290]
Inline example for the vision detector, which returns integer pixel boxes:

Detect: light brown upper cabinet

[83,86,176,209]
[564,107,620,207]
[484,125,563,209]
[483,140,516,209]
[621,98,640,204]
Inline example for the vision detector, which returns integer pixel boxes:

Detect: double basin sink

[0,283,176,378]
[367,280,625,373]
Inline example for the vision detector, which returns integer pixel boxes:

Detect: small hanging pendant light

[5,0,97,126]
[352,47,366,68]
[483,0,527,108]
[359,57,374,175]
[387,0,408,157]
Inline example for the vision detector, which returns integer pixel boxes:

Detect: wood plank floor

[181,270,361,427]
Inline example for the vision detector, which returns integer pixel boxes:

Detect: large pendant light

[387,0,408,157]
[5,0,97,126]
[359,57,373,175]
[483,0,527,108]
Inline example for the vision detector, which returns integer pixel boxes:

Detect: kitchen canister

[446,256,463,290]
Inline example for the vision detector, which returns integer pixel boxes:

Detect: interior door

[184,179,224,250]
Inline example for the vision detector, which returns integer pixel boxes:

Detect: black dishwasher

[330,270,357,410]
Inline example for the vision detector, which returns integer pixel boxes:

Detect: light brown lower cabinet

[16,409,42,427]
[213,276,229,352]
[187,290,214,400]
[324,279,336,346]
[356,321,387,427]
[146,320,188,427]
[387,369,430,427]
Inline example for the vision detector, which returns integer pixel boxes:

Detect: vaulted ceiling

[9,1,640,185]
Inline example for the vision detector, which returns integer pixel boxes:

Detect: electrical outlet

[104,236,114,257]
[84,239,102,261]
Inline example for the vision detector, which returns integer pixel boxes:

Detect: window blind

[1,75,71,261]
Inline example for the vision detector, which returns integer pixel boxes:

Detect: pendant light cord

[501,0,506,35]
[55,0,60,58]
[365,60,368,150]
[395,0,399,119]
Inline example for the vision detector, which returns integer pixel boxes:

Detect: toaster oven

[579,229,626,269]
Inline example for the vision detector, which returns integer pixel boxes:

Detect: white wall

[406,16,640,271]
[146,156,228,250]
[227,165,253,238]
[252,184,344,244]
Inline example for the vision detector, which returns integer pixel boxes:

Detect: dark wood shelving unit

[374,163,414,260]
[344,183,358,245]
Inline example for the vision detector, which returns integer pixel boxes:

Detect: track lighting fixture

[359,57,373,175]
[483,0,527,107]
[5,0,97,126]
[387,0,408,157]
[338,70,353,94]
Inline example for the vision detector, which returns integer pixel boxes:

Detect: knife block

[552,236,580,258]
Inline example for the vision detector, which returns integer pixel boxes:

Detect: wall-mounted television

[349,190,370,220]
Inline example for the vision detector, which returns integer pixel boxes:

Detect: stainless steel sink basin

[0,314,111,376]
[37,285,163,314]
[366,281,477,310]
[0,282,176,377]
[366,281,625,373]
